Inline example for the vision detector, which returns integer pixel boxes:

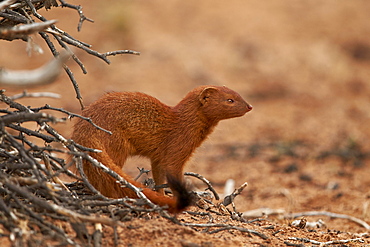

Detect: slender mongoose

[72,85,252,212]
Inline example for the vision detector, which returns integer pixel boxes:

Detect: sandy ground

[1,0,370,246]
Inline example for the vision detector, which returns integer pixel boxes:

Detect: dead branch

[0,89,32,112]
[285,210,370,230]
[58,0,94,31]
[242,208,286,218]
[10,91,61,100]
[7,123,56,143]
[0,0,17,11]
[0,49,71,86]
[287,237,364,245]
[0,112,57,125]
[30,104,112,135]
[209,226,269,240]
[291,218,326,229]
[3,177,121,227]
[222,181,248,206]
[8,176,61,191]
[185,172,220,200]
[183,222,268,240]
[42,152,71,192]
[135,167,151,181]
[93,223,103,247]
[185,211,215,223]
[0,20,57,41]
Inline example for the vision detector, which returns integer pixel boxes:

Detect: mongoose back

[72,85,252,212]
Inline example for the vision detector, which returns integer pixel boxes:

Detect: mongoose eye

[227,99,234,103]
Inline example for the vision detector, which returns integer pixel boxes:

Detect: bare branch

[0,50,72,86]
[0,10,29,24]
[58,0,94,31]
[30,104,112,135]
[185,172,220,200]
[243,208,286,218]
[287,237,364,245]
[0,0,17,11]
[0,89,33,112]
[8,123,56,143]
[10,91,61,100]
[183,222,268,240]
[93,223,103,247]
[135,167,151,181]
[0,112,58,125]
[2,178,121,227]
[222,182,248,206]
[0,20,58,41]
[285,210,370,230]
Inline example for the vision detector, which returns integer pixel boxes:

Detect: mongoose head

[199,86,252,121]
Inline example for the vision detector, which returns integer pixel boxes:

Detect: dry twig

[222,181,248,206]
[183,222,268,240]
[286,210,370,230]
[287,237,364,245]
[185,171,220,200]
[9,91,61,100]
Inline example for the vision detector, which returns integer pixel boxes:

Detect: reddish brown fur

[72,85,252,212]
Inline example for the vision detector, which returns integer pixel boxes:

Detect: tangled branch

[0,90,168,246]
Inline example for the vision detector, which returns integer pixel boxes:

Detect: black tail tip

[166,174,194,211]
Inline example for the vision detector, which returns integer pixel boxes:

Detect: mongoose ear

[199,87,219,105]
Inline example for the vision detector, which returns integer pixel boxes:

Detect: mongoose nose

[246,104,253,111]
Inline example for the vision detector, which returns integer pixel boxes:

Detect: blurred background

[1,0,370,231]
